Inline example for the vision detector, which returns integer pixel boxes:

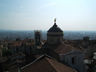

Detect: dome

[47,19,64,45]
[48,23,63,32]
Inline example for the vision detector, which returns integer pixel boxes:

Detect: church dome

[48,23,63,32]
[47,18,64,45]
[48,18,63,33]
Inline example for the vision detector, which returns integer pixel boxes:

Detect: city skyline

[0,0,96,31]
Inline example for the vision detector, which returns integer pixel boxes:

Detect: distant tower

[47,18,63,45]
[34,31,41,46]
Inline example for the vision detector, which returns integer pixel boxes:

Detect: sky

[0,0,96,31]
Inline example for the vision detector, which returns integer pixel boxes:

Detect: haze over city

[0,0,96,31]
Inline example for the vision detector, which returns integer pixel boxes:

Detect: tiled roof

[25,42,34,46]
[54,44,81,54]
[48,23,63,32]
[21,55,76,72]
[8,40,34,47]
[44,42,82,54]
[8,41,22,46]
[44,42,81,54]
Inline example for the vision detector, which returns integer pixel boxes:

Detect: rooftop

[21,55,76,72]
[54,43,82,54]
[48,23,63,32]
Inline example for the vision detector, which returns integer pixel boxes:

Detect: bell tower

[34,31,41,46]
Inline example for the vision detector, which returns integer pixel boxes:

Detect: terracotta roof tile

[21,55,76,72]
[9,41,22,46]
[54,44,81,54]
[46,57,76,72]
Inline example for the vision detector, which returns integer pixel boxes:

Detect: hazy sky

[0,0,96,31]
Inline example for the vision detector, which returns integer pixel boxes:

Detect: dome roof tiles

[48,23,63,32]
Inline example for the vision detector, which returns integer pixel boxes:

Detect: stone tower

[34,31,41,46]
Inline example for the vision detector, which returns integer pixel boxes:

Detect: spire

[54,18,57,27]
[54,18,56,23]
